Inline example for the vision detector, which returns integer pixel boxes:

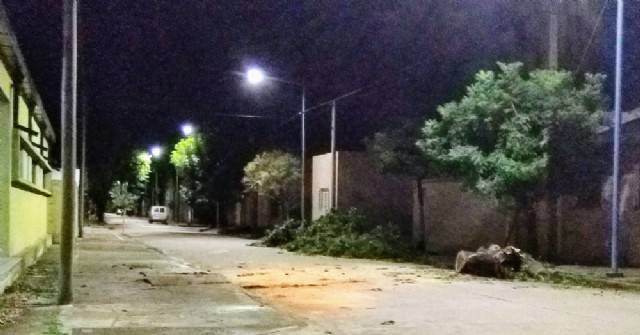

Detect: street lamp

[181,123,194,137]
[246,67,266,85]
[609,0,625,277]
[175,123,195,223]
[150,145,163,206]
[245,67,306,221]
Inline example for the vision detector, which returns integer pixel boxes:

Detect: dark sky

[2,0,639,193]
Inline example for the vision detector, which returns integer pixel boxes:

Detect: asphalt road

[115,214,640,335]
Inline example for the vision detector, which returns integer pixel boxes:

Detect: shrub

[262,219,302,247]
[284,208,410,260]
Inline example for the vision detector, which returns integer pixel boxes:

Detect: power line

[575,0,609,73]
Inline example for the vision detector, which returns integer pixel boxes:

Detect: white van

[148,206,170,224]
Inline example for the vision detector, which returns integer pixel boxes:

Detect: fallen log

[455,244,523,279]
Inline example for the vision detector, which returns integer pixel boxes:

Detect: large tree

[366,121,433,249]
[132,151,152,185]
[109,181,139,215]
[170,134,206,223]
[242,150,301,221]
[417,62,604,257]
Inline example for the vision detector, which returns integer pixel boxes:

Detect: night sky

[2,0,639,204]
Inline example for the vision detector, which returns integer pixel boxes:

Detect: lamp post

[245,67,306,221]
[609,0,625,277]
[174,123,194,222]
[150,145,163,206]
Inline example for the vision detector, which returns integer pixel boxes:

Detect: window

[319,188,330,211]
[19,149,31,181]
[34,165,43,188]
[12,130,51,196]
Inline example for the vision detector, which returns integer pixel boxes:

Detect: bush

[283,208,410,260]
[262,219,302,247]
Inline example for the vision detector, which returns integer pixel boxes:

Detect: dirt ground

[223,256,457,317]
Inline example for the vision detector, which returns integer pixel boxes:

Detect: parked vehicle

[148,206,170,224]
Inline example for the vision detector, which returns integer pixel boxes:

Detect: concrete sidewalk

[4,227,306,335]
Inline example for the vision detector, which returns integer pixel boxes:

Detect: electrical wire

[575,0,609,73]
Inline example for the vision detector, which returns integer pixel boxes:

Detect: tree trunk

[504,203,520,247]
[455,250,475,273]
[96,201,106,223]
[546,191,559,261]
[414,178,426,250]
[524,200,539,257]
[251,193,258,231]
[280,190,288,220]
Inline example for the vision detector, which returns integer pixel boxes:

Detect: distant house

[312,151,412,224]
[0,3,58,293]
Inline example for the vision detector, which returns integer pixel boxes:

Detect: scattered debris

[237,272,268,277]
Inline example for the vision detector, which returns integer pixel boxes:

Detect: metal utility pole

[59,0,78,305]
[549,0,560,69]
[301,88,306,222]
[330,100,337,209]
[609,0,624,277]
[155,171,159,205]
[77,4,85,239]
[175,170,179,221]
[77,100,86,238]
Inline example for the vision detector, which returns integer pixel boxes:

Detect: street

[112,214,640,335]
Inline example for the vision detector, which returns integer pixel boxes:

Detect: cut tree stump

[455,245,523,279]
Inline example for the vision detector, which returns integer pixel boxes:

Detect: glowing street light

[149,145,163,205]
[181,123,194,137]
[150,145,163,158]
[246,68,266,85]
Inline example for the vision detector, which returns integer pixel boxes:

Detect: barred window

[319,188,330,211]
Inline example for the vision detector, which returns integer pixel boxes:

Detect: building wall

[312,152,334,220]
[312,151,412,225]
[0,5,57,294]
[417,180,507,254]
[0,56,53,263]
[47,171,62,244]
[0,91,10,257]
[9,187,49,259]
[337,152,412,225]
[416,178,640,266]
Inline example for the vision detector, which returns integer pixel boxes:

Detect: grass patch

[515,270,640,291]
[44,316,65,335]
[0,255,58,328]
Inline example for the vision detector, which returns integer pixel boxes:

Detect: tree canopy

[109,181,139,214]
[242,150,301,198]
[170,135,204,170]
[417,62,605,255]
[133,151,152,185]
[366,121,433,248]
[418,62,604,202]
[170,134,206,208]
[366,121,432,179]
